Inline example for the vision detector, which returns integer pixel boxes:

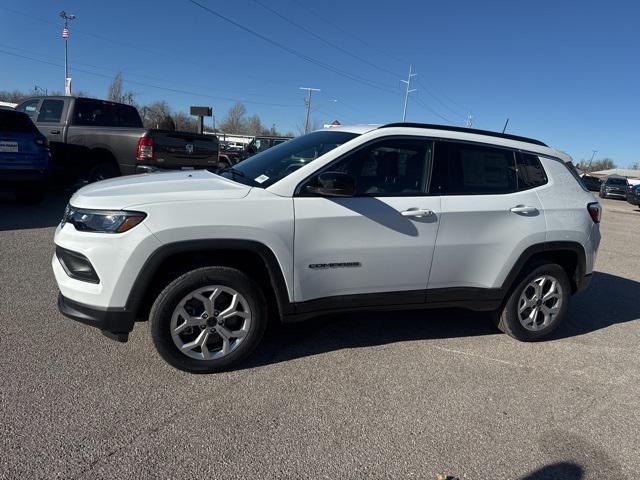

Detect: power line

[0,6,298,91]
[186,0,401,96]
[248,0,399,79]
[0,42,298,103]
[416,78,467,120]
[287,0,409,68]
[0,49,300,108]
[412,96,457,125]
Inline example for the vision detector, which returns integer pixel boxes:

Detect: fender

[500,241,587,295]
[125,239,293,318]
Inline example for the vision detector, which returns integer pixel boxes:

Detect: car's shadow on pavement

[245,271,640,369]
[0,190,70,231]
[552,271,640,339]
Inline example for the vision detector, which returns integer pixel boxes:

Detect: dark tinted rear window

[73,99,142,127]
[517,153,548,189]
[37,99,65,122]
[116,105,143,128]
[606,177,627,185]
[435,141,517,195]
[0,110,38,133]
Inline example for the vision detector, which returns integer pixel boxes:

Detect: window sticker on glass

[254,174,269,184]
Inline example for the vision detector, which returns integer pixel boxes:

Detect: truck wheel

[88,162,119,183]
[495,263,570,341]
[15,187,45,204]
[217,159,231,170]
[150,266,267,373]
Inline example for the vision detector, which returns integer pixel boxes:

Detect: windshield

[220,130,358,187]
[606,177,627,185]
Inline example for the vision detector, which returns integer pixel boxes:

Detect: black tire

[15,187,45,204]
[217,159,231,171]
[88,162,119,183]
[150,266,267,373]
[495,262,571,341]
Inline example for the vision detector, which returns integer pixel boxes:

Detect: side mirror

[305,171,356,197]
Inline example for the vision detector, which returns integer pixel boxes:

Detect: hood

[70,170,251,210]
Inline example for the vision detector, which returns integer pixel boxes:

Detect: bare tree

[0,90,30,103]
[218,102,247,134]
[172,111,198,132]
[107,72,136,105]
[576,158,616,173]
[139,101,172,128]
[630,161,639,170]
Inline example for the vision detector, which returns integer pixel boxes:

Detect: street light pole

[59,10,76,95]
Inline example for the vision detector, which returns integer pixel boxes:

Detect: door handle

[50,130,60,134]
[510,205,539,216]
[401,208,434,217]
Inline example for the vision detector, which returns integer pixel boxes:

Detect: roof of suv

[327,122,571,163]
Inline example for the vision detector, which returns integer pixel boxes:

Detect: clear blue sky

[1,0,638,165]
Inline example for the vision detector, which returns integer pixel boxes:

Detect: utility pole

[300,87,320,133]
[401,64,417,122]
[466,112,473,128]
[59,10,76,95]
[588,150,598,171]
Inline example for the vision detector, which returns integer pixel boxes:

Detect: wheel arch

[127,239,292,323]
[501,241,587,296]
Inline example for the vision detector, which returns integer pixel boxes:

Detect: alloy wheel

[170,285,252,360]
[517,275,563,331]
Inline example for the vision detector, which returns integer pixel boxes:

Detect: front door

[293,137,441,304]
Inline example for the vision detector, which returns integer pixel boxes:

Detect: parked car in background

[217,135,293,169]
[626,183,640,206]
[0,107,51,203]
[599,175,629,199]
[581,174,602,191]
[15,96,219,183]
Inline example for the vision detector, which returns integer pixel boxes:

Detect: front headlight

[61,205,146,233]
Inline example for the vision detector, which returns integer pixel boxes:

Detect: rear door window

[116,105,143,128]
[37,99,65,123]
[516,153,548,190]
[433,141,517,195]
[73,99,118,127]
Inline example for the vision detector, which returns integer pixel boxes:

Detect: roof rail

[379,122,548,147]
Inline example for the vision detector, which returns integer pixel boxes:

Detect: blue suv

[0,108,50,203]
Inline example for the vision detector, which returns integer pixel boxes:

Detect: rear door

[293,137,441,304]
[35,98,68,142]
[427,141,547,293]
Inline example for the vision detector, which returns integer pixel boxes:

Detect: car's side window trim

[294,135,436,197]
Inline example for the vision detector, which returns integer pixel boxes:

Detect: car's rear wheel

[15,186,45,204]
[150,266,267,373]
[495,263,570,341]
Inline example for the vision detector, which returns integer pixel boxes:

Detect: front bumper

[58,293,134,342]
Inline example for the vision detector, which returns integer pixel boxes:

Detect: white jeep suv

[53,123,601,373]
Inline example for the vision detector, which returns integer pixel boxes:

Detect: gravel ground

[1,193,638,480]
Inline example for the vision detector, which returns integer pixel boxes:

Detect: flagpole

[64,19,68,84]
[59,11,75,95]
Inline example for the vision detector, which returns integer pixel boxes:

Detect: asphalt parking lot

[1,193,638,480]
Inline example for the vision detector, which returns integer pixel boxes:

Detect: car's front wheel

[150,266,267,373]
[495,263,570,341]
